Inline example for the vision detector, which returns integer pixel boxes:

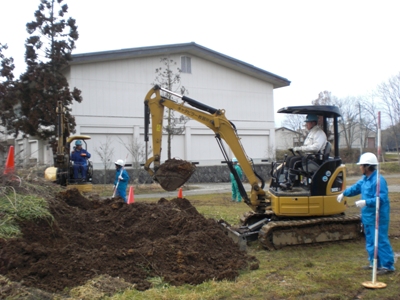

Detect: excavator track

[258,215,362,250]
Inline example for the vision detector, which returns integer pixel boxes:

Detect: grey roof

[70,42,291,89]
[275,126,299,134]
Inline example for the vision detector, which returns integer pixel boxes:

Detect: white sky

[2,0,400,126]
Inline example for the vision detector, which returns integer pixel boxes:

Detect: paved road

[135,174,400,199]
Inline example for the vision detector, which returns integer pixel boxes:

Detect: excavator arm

[144,85,269,213]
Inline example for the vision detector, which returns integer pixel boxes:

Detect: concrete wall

[93,163,272,185]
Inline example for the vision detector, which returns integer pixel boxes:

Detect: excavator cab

[269,105,344,198]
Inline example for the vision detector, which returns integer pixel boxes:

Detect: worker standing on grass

[230,158,243,202]
[337,152,395,275]
[71,140,91,181]
[114,159,130,202]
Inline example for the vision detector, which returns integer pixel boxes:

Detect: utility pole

[359,103,363,155]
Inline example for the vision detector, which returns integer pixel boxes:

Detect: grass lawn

[104,192,400,300]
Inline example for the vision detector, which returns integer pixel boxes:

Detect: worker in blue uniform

[337,152,395,275]
[70,140,91,181]
[113,159,130,202]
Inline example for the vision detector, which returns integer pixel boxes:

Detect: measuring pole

[362,111,386,289]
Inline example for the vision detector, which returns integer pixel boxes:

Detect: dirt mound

[0,189,258,294]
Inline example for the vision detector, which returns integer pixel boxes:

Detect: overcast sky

[2,0,400,126]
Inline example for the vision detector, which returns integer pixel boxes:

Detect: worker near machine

[280,114,327,189]
[230,158,243,202]
[337,152,395,275]
[70,140,91,181]
[114,159,130,202]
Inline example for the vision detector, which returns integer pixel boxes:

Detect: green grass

[0,187,53,238]
[105,191,400,300]
[2,177,399,299]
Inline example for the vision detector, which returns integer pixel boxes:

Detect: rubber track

[258,215,362,250]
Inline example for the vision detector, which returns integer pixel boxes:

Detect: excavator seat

[290,142,332,188]
[302,142,332,173]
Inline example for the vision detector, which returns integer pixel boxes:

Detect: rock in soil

[0,188,258,295]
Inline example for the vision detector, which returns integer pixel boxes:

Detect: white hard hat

[357,152,378,165]
[115,159,125,166]
[232,157,238,163]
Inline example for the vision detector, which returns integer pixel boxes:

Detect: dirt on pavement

[0,188,258,297]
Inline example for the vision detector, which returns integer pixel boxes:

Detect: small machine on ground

[44,101,93,192]
[144,85,362,250]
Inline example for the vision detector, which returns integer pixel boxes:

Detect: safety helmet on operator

[304,114,319,122]
[232,158,238,163]
[75,140,82,146]
[357,152,378,165]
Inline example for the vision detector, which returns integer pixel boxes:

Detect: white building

[17,43,291,168]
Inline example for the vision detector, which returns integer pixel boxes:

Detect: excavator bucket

[154,158,196,191]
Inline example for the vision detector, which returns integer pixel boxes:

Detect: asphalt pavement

[135,174,400,199]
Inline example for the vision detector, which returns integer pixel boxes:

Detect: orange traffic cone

[127,186,135,204]
[177,187,183,199]
[4,145,15,175]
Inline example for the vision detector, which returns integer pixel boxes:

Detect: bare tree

[94,135,114,184]
[119,137,150,187]
[281,114,307,146]
[376,72,400,162]
[152,57,189,159]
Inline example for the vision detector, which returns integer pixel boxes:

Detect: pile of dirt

[0,188,258,295]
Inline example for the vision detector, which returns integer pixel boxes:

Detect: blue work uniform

[114,167,130,202]
[343,170,395,271]
[70,148,91,180]
[230,164,243,202]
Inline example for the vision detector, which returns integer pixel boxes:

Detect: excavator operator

[71,140,91,181]
[280,114,327,190]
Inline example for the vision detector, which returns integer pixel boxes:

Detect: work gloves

[355,200,366,208]
[293,147,302,152]
[337,193,344,203]
[118,175,123,181]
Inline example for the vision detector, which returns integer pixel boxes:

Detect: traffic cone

[177,187,183,199]
[127,186,134,204]
[4,145,15,175]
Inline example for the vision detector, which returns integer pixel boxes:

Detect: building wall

[12,52,278,169]
[64,53,276,169]
[275,128,299,150]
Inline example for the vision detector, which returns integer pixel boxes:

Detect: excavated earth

[0,188,258,296]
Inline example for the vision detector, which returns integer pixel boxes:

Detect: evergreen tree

[15,0,82,143]
[0,43,17,136]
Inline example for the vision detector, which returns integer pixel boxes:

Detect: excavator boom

[144,85,268,212]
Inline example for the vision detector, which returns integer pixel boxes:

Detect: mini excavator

[44,101,93,192]
[144,85,362,250]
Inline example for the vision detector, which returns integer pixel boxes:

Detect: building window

[181,56,191,74]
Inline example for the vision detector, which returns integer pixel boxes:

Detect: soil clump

[0,188,258,295]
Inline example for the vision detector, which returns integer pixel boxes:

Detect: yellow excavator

[144,85,362,250]
[44,101,93,192]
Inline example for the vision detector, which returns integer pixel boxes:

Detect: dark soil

[0,188,258,295]
[155,158,196,191]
